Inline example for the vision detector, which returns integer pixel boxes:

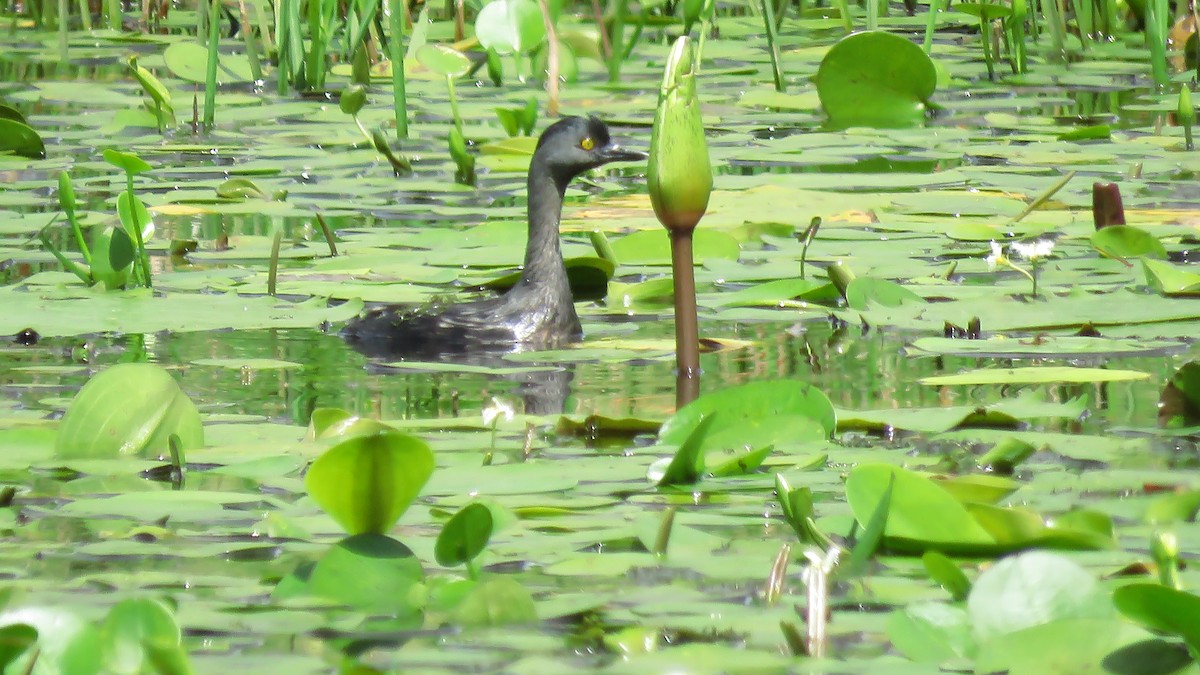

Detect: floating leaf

[306,534,425,614]
[0,118,46,159]
[305,430,434,535]
[474,0,546,55]
[816,31,937,129]
[55,363,204,460]
[435,502,494,567]
[162,41,255,84]
[1113,583,1200,653]
[845,277,924,310]
[1090,225,1167,262]
[919,367,1150,385]
[659,380,837,455]
[1142,258,1200,296]
[652,414,719,486]
[416,44,472,78]
[844,464,995,550]
[453,576,537,626]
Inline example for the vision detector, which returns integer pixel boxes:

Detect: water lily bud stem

[672,230,700,407]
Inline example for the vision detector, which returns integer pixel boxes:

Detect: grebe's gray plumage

[341,116,646,358]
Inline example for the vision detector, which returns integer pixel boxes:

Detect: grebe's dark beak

[599,145,648,164]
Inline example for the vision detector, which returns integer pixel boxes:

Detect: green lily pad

[163,41,255,84]
[659,380,837,455]
[1090,225,1167,262]
[0,118,46,159]
[1113,583,1200,654]
[1142,258,1200,296]
[816,31,937,129]
[55,363,203,460]
[304,430,435,536]
[844,464,996,550]
[919,366,1150,385]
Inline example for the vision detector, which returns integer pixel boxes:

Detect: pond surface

[2,4,1200,673]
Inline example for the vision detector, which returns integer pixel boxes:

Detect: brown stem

[592,0,612,60]
[671,228,700,408]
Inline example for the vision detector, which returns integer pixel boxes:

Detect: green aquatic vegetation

[0,105,46,159]
[305,429,434,535]
[986,238,1055,297]
[55,363,204,460]
[11,1,1200,670]
[816,30,937,128]
[649,36,711,405]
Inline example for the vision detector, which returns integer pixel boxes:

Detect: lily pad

[816,31,937,129]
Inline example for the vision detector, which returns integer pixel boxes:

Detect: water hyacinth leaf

[1113,584,1200,653]
[454,576,537,626]
[648,36,712,233]
[1090,225,1167,262]
[0,118,46,159]
[968,550,1102,643]
[163,41,255,84]
[919,367,1150,385]
[305,534,425,614]
[816,31,937,129]
[416,44,472,78]
[474,0,545,55]
[55,363,204,460]
[1142,258,1200,296]
[845,277,924,310]
[304,430,434,535]
[922,551,971,601]
[845,464,995,550]
[435,502,494,567]
[659,380,837,453]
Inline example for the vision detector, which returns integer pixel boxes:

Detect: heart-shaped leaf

[305,430,435,535]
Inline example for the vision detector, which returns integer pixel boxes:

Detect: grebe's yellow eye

[580,137,595,151]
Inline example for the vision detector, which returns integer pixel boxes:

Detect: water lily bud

[1178,86,1195,128]
[648,36,712,234]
